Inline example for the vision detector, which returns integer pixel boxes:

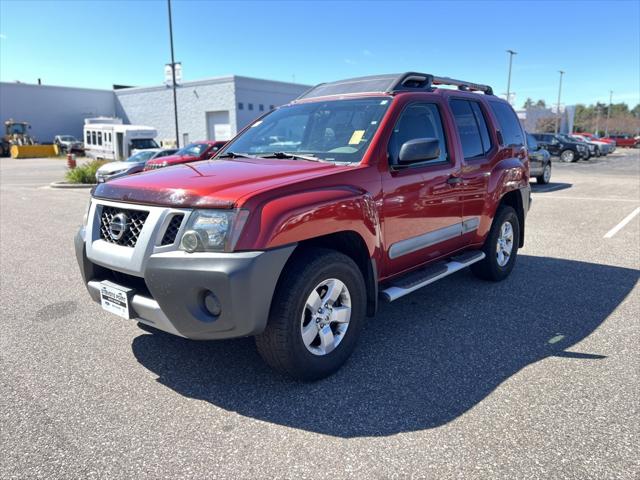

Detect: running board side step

[380,251,486,302]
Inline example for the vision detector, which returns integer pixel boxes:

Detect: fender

[475,156,529,240]
[236,186,382,257]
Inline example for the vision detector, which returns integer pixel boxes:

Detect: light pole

[595,105,600,135]
[506,50,517,105]
[605,90,613,137]
[167,0,180,148]
[554,70,565,134]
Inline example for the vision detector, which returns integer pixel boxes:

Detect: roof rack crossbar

[431,76,494,95]
[295,72,494,101]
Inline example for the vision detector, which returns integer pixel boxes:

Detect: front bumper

[75,228,295,340]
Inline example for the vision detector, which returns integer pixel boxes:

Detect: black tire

[595,147,601,157]
[560,149,576,163]
[255,248,366,381]
[536,162,551,184]
[582,150,591,161]
[471,205,520,282]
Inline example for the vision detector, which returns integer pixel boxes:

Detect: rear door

[449,97,497,244]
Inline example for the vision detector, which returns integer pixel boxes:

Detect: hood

[146,153,196,166]
[97,161,144,174]
[93,158,353,208]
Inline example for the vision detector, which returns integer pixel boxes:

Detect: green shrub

[65,160,105,184]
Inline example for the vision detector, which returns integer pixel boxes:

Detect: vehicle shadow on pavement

[131,255,638,438]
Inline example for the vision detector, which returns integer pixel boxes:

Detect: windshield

[59,135,77,142]
[130,138,159,149]
[126,150,156,162]
[221,97,392,163]
[177,143,209,157]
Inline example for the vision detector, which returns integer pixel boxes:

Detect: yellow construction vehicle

[1,119,57,158]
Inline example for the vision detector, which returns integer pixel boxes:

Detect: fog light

[180,229,201,252]
[203,291,222,317]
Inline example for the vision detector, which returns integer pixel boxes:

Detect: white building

[0,75,310,146]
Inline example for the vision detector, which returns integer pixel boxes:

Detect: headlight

[180,209,249,253]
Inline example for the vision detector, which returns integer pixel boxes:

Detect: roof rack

[296,72,493,101]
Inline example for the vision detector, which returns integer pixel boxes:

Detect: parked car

[143,141,227,170]
[95,148,178,183]
[561,134,596,158]
[608,134,638,148]
[532,133,589,162]
[526,133,552,184]
[75,72,531,380]
[54,135,84,154]
[571,134,613,155]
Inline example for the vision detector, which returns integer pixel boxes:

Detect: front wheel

[471,206,520,282]
[256,248,366,381]
[560,149,576,162]
[536,162,552,184]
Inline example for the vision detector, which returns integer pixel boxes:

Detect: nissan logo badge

[109,213,129,241]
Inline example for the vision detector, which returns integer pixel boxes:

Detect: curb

[49,181,95,189]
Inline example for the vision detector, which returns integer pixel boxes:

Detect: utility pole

[605,90,613,137]
[167,0,180,148]
[554,70,564,134]
[506,50,517,105]
[595,105,600,135]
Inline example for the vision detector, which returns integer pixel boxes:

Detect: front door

[381,101,463,278]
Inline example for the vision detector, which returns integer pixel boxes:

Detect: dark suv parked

[526,133,552,184]
[532,133,589,162]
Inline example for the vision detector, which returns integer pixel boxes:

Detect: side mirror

[398,138,440,164]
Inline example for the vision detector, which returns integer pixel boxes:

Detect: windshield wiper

[262,152,327,163]
[217,151,258,159]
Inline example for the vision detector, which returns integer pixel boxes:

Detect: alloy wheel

[300,278,352,356]
[496,221,514,267]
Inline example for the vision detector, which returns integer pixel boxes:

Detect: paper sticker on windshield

[349,130,365,145]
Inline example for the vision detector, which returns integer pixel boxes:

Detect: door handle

[447,175,462,185]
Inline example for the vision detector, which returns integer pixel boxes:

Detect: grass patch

[65,160,105,184]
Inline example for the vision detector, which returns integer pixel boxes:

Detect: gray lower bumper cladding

[75,230,295,340]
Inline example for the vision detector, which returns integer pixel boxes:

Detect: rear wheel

[256,248,366,381]
[471,206,520,282]
[536,162,551,184]
[560,149,576,162]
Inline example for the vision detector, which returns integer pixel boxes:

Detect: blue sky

[1,0,638,107]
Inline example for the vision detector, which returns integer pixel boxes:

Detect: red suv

[75,72,530,380]
[144,140,227,170]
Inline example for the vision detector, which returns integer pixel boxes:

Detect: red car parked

[144,140,227,170]
[607,134,638,148]
[76,72,530,380]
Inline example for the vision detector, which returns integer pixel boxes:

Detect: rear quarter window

[489,101,524,147]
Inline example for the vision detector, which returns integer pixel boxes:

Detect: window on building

[91,131,97,145]
[450,99,484,159]
[238,102,244,110]
[97,131,102,146]
[259,104,264,111]
[269,105,275,111]
[248,103,254,111]
[85,131,91,145]
[388,103,448,166]
[488,101,524,146]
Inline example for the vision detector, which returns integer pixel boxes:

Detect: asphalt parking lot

[1,150,638,479]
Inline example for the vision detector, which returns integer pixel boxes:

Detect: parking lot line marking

[604,206,640,238]
[531,195,638,203]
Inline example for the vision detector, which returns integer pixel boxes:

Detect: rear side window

[489,101,524,146]
[450,99,491,159]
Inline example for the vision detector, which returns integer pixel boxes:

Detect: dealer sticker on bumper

[100,282,132,319]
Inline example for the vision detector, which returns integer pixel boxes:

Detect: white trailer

[83,120,159,161]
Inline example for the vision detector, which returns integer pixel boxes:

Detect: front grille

[99,206,149,247]
[161,214,184,245]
